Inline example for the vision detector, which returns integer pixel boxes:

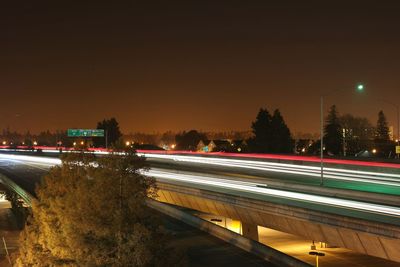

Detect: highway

[0,152,399,227]
[142,153,400,194]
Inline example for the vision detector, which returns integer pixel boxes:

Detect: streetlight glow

[357,84,364,91]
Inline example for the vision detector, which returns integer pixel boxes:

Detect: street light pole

[320,95,324,186]
[397,105,399,146]
[393,104,399,158]
[105,129,108,149]
[320,83,364,186]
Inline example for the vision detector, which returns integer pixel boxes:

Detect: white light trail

[0,153,399,218]
[0,153,61,165]
[145,169,400,218]
[141,153,400,186]
[0,152,399,188]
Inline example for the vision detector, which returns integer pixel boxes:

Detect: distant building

[197,140,214,152]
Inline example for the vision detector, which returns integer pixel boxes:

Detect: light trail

[0,153,61,165]
[141,153,400,186]
[145,169,400,218]
[0,153,399,220]
[0,152,399,187]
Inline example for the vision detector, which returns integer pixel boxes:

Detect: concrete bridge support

[242,223,259,242]
[155,182,400,263]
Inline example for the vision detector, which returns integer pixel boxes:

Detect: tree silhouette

[93,118,122,148]
[374,110,393,156]
[248,108,272,153]
[375,110,390,141]
[270,109,293,153]
[339,114,374,155]
[324,105,342,155]
[175,130,206,151]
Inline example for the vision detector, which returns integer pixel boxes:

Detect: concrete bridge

[156,181,400,263]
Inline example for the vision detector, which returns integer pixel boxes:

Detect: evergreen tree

[375,110,390,141]
[270,109,293,153]
[374,110,393,157]
[324,105,343,155]
[16,152,182,266]
[93,118,123,148]
[248,108,272,153]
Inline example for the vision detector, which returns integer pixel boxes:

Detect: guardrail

[0,172,33,206]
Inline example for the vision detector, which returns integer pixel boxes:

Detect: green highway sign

[67,129,105,137]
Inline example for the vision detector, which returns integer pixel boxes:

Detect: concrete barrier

[0,173,33,206]
[147,199,312,267]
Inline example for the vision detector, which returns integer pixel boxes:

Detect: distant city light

[372,149,377,154]
[357,84,364,91]
[33,141,38,146]
[126,141,130,146]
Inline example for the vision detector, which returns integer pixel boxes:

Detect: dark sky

[1,1,400,134]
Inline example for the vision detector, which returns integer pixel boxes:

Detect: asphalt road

[159,210,276,267]
[144,154,400,196]
[0,153,399,227]
[0,157,48,195]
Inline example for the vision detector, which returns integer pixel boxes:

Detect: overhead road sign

[67,129,105,137]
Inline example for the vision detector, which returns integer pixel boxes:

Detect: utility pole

[105,129,108,149]
[320,83,364,186]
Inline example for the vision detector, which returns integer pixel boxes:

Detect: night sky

[1,1,400,134]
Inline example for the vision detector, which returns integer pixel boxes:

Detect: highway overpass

[0,151,399,263]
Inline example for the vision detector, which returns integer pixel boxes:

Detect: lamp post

[309,251,325,267]
[320,84,364,186]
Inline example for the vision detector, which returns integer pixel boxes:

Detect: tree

[16,151,182,266]
[270,109,293,153]
[375,110,390,141]
[37,130,54,146]
[248,108,272,153]
[93,118,123,148]
[339,114,374,155]
[175,130,207,151]
[324,105,342,155]
[160,131,176,148]
[374,110,393,157]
